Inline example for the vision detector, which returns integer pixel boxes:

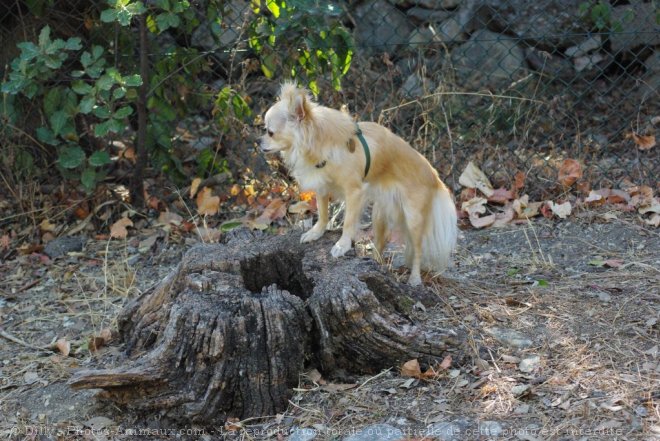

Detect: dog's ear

[280,82,312,122]
[292,93,308,122]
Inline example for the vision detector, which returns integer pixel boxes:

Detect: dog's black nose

[259,140,271,153]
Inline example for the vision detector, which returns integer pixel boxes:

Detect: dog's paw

[330,238,351,258]
[408,273,422,286]
[300,228,325,243]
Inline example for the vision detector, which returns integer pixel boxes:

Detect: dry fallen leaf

[585,190,605,205]
[257,198,287,223]
[492,205,515,227]
[548,201,572,219]
[461,197,488,216]
[157,210,183,226]
[40,219,57,233]
[558,159,583,187]
[196,187,220,216]
[639,200,660,215]
[55,338,70,357]
[0,234,10,250]
[459,162,494,197]
[189,177,202,198]
[462,197,495,228]
[110,217,133,239]
[299,191,316,202]
[439,355,452,370]
[513,170,526,191]
[607,189,630,205]
[628,185,654,207]
[488,187,514,204]
[401,359,422,378]
[630,132,656,150]
[470,213,496,228]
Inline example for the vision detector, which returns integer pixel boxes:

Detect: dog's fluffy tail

[421,186,458,272]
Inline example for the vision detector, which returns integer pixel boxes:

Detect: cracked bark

[69,230,462,424]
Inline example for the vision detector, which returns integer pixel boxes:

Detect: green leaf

[93,106,112,119]
[535,279,549,287]
[81,168,97,191]
[113,105,133,119]
[100,9,118,23]
[58,145,85,169]
[126,1,146,14]
[94,121,112,137]
[116,9,133,26]
[80,51,92,68]
[266,0,280,18]
[50,110,69,136]
[146,14,158,33]
[71,80,93,95]
[220,220,244,232]
[89,150,111,166]
[155,12,180,31]
[92,45,104,60]
[96,75,114,91]
[94,119,124,137]
[123,74,142,87]
[38,26,51,48]
[588,259,605,267]
[24,83,39,99]
[78,96,95,114]
[1,79,25,95]
[112,87,127,100]
[36,127,59,146]
[17,42,40,61]
[64,37,82,50]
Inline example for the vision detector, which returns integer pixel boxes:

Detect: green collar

[355,123,371,178]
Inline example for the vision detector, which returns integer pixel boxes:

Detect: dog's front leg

[331,189,364,258]
[301,193,329,243]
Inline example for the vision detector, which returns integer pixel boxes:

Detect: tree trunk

[69,230,462,424]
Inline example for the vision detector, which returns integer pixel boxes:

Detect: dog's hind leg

[403,208,426,286]
[371,203,387,263]
[301,193,329,243]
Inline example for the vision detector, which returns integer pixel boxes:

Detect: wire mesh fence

[1,0,658,196]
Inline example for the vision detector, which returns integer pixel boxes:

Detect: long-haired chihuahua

[260,83,457,285]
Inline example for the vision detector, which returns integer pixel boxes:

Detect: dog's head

[260,82,314,154]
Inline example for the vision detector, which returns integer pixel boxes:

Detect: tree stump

[69,230,462,424]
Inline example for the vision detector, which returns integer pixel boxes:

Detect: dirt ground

[0,212,659,440]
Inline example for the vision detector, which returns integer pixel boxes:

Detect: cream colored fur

[261,82,457,285]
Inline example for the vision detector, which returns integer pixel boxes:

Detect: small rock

[519,355,541,373]
[342,424,404,441]
[514,404,530,414]
[353,1,414,55]
[610,3,660,53]
[44,236,85,258]
[564,35,601,58]
[485,327,533,348]
[511,384,530,396]
[406,7,451,24]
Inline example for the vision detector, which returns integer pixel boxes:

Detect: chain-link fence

[1,0,658,195]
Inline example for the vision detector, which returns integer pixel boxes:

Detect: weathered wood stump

[69,230,462,424]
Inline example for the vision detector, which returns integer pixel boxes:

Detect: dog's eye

[267,130,274,137]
